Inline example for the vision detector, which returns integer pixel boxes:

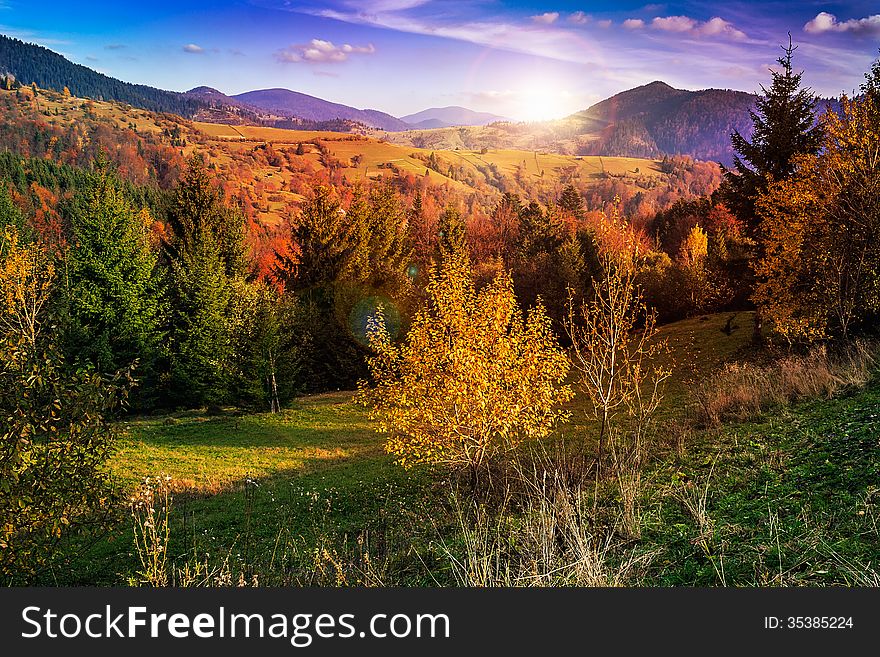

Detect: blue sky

[2,1,878,120]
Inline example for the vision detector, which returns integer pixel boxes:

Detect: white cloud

[698,17,746,39]
[275,39,376,64]
[596,19,612,29]
[531,12,559,25]
[182,43,204,54]
[652,16,695,32]
[568,11,589,25]
[650,15,746,39]
[622,18,645,29]
[804,12,880,36]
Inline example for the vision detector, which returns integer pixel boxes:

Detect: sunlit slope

[195,120,661,189]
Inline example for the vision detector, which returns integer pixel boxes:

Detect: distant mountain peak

[186,86,225,95]
[232,88,410,131]
[400,106,510,128]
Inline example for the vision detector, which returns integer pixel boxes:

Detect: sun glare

[516,82,576,122]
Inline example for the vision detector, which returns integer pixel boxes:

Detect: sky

[1,1,878,120]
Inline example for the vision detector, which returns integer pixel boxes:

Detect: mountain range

[0,33,840,165]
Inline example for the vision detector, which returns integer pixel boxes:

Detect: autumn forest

[2,16,880,589]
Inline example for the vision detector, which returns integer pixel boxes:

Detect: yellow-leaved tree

[754,91,880,342]
[357,249,572,474]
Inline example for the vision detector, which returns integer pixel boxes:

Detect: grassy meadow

[51,312,880,587]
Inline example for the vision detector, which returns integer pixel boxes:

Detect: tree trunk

[752,309,763,344]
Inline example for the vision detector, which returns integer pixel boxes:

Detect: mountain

[400,106,510,128]
[565,81,759,165]
[0,34,206,117]
[383,81,766,164]
[232,88,411,132]
[184,86,267,124]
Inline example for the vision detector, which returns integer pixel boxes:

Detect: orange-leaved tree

[357,249,572,474]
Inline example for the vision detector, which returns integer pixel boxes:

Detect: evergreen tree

[63,160,165,396]
[862,51,880,125]
[168,230,234,406]
[723,36,822,234]
[166,156,247,279]
[231,285,303,412]
[722,36,822,341]
[165,157,248,406]
[279,185,352,291]
[344,183,411,291]
[558,184,586,222]
[0,183,27,244]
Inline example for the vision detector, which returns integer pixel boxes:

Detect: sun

[516,83,576,122]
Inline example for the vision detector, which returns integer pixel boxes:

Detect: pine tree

[862,51,880,125]
[166,155,247,279]
[165,157,248,406]
[722,35,822,341]
[345,183,411,291]
[723,35,822,234]
[169,230,234,405]
[279,185,353,291]
[63,160,165,394]
[0,183,26,241]
[558,184,586,222]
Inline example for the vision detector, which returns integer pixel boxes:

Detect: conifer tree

[166,155,247,279]
[558,184,586,222]
[169,230,234,405]
[279,185,352,291]
[165,157,248,406]
[723,36,822,233]
[722,35,822,340]
[344,183,411,291]
[64,160,165,392]
[0,184,26,242]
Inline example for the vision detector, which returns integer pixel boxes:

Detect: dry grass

[695,340,878,427]
[438,466,654,587]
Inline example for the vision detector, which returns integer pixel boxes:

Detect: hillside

[233,88,411,132]
[386,81,760,166]
[388,81,843,166]
[0,34,205,117]
[56,311,880,587]
[0,80,722,264]
[567,81,757,164]
[400,106,510,128]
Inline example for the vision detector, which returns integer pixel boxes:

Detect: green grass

[641,382,880,585]
[48,311,880,586]
[113,392,382,493]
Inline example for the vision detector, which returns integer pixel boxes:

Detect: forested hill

[566,81,840,166]
[0,34,206,117]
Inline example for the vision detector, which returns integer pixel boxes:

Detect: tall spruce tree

[0,184,26,241]
[722,35,822,341]
[63,159,164,397]
[723,36,822,233]
[169,230,234,405]
[166,157,248,406]
[278,185,352,291]
[166,156,247,279]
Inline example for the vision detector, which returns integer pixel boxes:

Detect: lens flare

[348,295,402,346]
